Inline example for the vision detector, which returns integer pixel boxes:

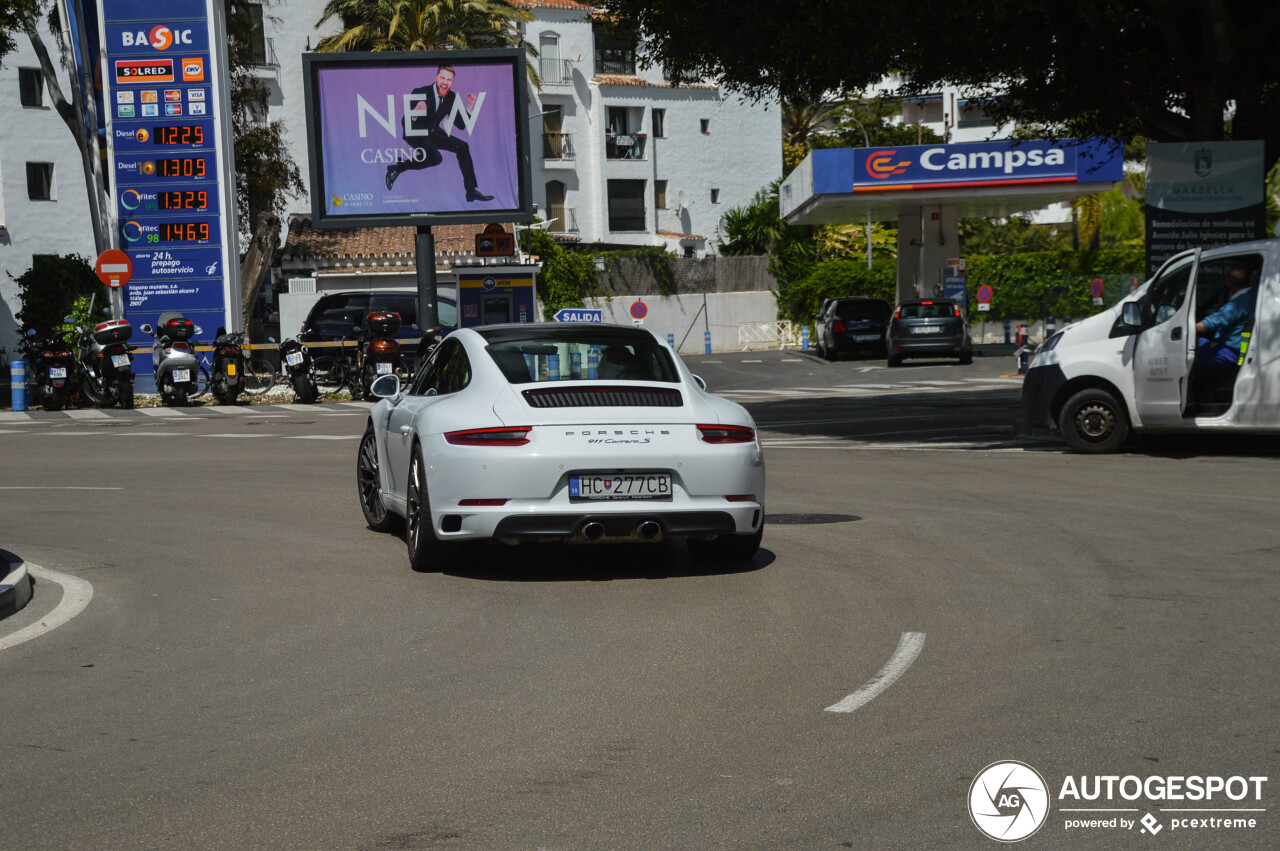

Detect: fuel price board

[100,0,239,351]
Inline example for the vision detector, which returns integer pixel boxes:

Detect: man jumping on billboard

[385,65,494,202]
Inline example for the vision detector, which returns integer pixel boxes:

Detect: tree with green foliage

[315,0,537,81]
[0,0,40,63]
[10,255,101,336]
[602,1,1280,170]
[718,181,815,285]
[779,258,898,325]
[517,227,599,319]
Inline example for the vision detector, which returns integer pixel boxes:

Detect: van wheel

[1059,388,1130,454]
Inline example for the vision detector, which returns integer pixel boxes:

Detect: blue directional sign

[554,308,603,323]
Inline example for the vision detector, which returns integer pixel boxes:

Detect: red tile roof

[509,0,594,9]
[283,215,502,266]
[593,75,717,89]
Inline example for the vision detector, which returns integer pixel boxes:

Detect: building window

[19,68,44,108]
[32,254,57,269]
[700,118,710,134]
[902,94,944,124]
[607,180,646,231]
[957,99,997,128]
[26,163,53,201]
[652,108,665,138]
[710,188,720,204]
[655,180,667,209]
[245,3,270,66]
[593,22,636,75]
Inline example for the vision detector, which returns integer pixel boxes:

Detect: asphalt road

[2,350,1277,849]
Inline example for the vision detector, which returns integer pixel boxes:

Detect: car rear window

[835,300,891,321]
[899,303,956,319]
[486,335,679,384]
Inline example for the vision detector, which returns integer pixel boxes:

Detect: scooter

[277,336,318,403]
[76,317,135,409]
[358,310,404,400]
[140,312,201,407]
[17,328,77,412]
[208,327,247,405]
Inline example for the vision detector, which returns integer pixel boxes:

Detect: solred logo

[866,149,912,179]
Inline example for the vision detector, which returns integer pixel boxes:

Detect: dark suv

[299,291,457,368]
[814,296,892,361]
[886,298,973,366]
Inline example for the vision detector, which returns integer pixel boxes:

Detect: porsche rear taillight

[697,424,756,444]
[444,426,532,446]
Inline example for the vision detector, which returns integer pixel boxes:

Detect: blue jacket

[1201,287,1258,352]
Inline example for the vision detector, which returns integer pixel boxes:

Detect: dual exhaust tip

[581,520,661,542]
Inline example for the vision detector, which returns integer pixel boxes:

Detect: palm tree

[315,0,537,80]
[781,95,841,148]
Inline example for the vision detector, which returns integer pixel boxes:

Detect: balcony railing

[549,208,579,235]
[542,132,575,161]
[247,36,279,70]
[605,133,647,160]
[540,58,574,85]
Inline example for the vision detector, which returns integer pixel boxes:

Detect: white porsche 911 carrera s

[356,323,765,571]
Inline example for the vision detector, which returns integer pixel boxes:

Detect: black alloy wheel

[406,446,454,572]
[357,426,398,532]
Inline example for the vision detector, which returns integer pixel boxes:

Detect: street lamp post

[845,116,873,270]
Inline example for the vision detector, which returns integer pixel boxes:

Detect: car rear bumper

[489,508,753,543]
[832,332,887,352]
[890,337,971,357]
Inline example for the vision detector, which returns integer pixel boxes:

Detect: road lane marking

[63,409,112,419]
[0,486,123,490]
[136,407,189,417]
[825,631,925,713]
[0,412,33,421]
[0,564,94,653]
[281,435,361,440]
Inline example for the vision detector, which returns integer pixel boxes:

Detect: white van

[1022,239,1275,452]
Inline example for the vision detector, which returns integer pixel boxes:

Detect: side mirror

[1108,303,1143,339]
[370,373,401,399]
[692,374,707,391]
[139,324,153,334]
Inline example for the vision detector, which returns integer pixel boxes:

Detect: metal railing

[540,58,574,85]
[605,133,647,160]
[548,208,579,235]
[542,132,575,160]
[738,320,798,351]
[247,36,279,69]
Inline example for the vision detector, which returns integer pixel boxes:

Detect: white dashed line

[136,407,188,417]
[0,564,94,653]
[63,409,112,419]
[825,631,926,713]
[281,435,361,440]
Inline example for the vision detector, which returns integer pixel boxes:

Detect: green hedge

[964,248,1145,320]
[780,248,1146,324]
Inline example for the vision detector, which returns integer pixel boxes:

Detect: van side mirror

[1109,302,1143,338]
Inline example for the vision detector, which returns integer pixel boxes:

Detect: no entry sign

[95,249,133,288]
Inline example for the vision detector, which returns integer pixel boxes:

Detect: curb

[1,557,34,619]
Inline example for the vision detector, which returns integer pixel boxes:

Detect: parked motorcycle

[277,336,319,403]
[17,328,77,412]
[140,312,201,407]
[208,327,248,405]
[77,317,135,409]
[358,310,404,400]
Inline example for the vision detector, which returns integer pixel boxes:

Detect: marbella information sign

[98,0,239,363]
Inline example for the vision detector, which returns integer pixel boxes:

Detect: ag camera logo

[969,761,1051,842]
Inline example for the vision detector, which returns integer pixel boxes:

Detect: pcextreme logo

[866,149,912,179]
[120,26,195,51]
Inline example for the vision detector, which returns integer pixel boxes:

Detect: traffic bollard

[704,330,712,354]
[801,326,810,351]
[1003,319,1011,344]
[10,358,25,411]
[667,332,675,348]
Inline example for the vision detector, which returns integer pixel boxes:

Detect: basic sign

[161,222,210,242]
[153,125,204,146]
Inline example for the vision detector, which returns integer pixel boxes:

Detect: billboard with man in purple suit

[303,49,533,228]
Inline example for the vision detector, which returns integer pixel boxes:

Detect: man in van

[1194,264,1257,369]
